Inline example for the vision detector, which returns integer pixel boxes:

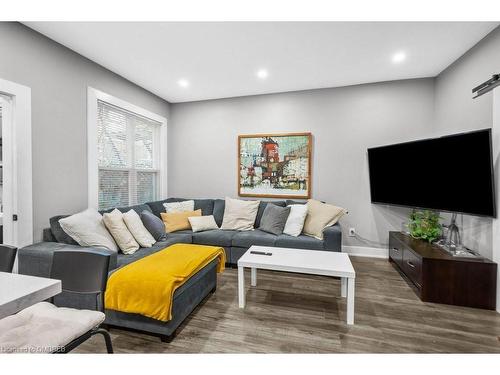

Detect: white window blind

[97,100,160,210]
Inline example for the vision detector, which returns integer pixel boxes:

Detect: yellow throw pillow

[161,209,202,233]
[303,199,347,240]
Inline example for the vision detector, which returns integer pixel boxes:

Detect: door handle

[406,261,415,268]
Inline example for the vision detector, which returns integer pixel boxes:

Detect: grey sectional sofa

[17,197,342,341]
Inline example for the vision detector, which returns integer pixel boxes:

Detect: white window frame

[87,87,167,210]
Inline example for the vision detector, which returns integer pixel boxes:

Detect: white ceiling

[25,22,499,103]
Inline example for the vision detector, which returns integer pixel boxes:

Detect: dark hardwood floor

[76,256,500,353]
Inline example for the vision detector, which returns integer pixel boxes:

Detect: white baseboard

[342,245,388,259]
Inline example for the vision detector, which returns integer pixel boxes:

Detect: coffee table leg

[251,267,257,287]
[341,277,347,298]
[347,277,355,325]
[238,266,245,308]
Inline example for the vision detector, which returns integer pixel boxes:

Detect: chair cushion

[232,230,277,248]
[192,229,237,247]
[275,234,324,250]
[0,302,104,353]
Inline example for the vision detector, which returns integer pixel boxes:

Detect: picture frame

[238,132,312,199]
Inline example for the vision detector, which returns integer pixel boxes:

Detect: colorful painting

[238,132,312,198]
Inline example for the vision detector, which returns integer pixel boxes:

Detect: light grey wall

[433,26,500,259]
[169,79,435,250]
[0,22,170,241]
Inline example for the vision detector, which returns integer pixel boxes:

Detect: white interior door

[0,78,33,254]
[0,94,16,246]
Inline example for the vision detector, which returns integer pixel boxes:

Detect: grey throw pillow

[258,204,291,235]
[50,215,79,245]
[140,210,165,241]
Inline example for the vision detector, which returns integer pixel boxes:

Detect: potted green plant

[407,210,442,243]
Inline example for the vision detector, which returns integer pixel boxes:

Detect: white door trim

[0,78,33,249]
[87,87,168,210]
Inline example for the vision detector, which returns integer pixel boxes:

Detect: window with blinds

[97,100,160,210]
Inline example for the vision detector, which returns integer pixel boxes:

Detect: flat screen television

[367,129,496,217]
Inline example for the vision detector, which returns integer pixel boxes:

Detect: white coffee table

[237,245,356,325]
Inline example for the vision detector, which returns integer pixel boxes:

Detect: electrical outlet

[348,228,356,237]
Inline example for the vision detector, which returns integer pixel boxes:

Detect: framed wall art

[238,132,312,199]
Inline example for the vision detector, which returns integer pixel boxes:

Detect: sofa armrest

[18,242,117,277]
[323,223,342,252]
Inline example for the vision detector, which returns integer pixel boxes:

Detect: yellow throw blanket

[105,243,225,322]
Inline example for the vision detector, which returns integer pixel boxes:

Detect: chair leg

[91,328,114,353]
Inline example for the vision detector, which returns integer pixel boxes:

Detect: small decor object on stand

[407,210,442,243]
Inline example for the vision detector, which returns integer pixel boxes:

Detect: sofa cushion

[255,201,286,228]
[192,229,237,247]
[49,215,79,245]
[116,238,186,268]
[145,199,170,218]
[165,229,193,243]
[232,230,277,248]
[212,199,225,227]
[275,234,324,250]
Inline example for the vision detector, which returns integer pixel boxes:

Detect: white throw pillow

[188,215,219,233]
[122,209,156,248]
[163,200,195,213]
[59,208,118,252]
[220,197,260,231]
[283,204,308,237]
[102,209,140,255]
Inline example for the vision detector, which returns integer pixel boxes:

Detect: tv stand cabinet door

[389,236,404,268]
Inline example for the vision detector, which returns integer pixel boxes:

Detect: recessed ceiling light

[256,69,269,79]
[392,52,407,64]
[178,79,189,88]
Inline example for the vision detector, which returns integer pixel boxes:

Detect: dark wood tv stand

[389,231,497,310]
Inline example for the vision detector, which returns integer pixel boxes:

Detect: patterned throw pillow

[163,200,195,213]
